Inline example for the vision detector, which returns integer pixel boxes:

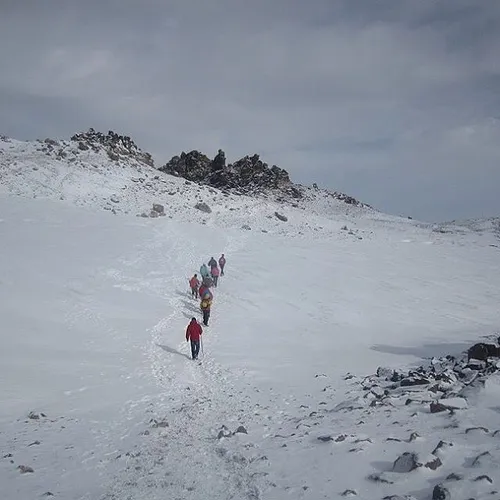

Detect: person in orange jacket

[186,317,203,360]
[189,274,200,299]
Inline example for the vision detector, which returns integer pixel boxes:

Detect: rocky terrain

[159,148,368,208]
[1,129,393,241]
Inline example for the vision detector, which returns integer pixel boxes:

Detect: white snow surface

[1,135,500,499]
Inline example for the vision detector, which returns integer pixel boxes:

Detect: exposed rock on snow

[392,452,420,472]
[159,148,368,209]
[341,489,358,496]
[152,203,165,215]
[17,465,34,474]
[71,128,154,167]
[194,202,212,213]
[424,456,443,470]
[432,484,450,500]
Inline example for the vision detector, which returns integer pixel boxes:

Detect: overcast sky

[1,0,499,221]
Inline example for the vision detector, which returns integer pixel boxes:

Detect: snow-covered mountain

[1,130,500,500]
[0,130,407,239]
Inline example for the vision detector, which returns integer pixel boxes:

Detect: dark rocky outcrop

[159,149,367,208]
[160,150,290,195]
[468,342,500,361]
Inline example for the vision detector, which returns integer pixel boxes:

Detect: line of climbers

[186,254,226,360]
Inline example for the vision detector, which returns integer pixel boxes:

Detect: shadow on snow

[157,343,191,360]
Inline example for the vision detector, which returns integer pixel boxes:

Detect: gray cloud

[1,0,499,221]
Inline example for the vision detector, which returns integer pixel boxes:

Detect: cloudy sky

[1,0,499,221]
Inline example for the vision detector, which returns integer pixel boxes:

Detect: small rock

[317,435,333,442]
[274,212,288,222]
[473,475,493,483]
[430,402,448,413]
[28,411,39,420]
[472,451,491,467]
[376,367,394,379]
[110,194,120,203]
[217,425,232,439]
[465,426,489,434]
[366,473,393,484]
[28,440,41,447]
[383,497,417,500]
[241,224,251,230]
[400,377,429,386]
[18,465,34,474]
[149,418,168,428]
[445,472,462,481]
[42,493,54,497]
[432,484,450,500]
[408,432,421,442]
[152,203,164,214]
[234,425,248,435]
[341,489,357,496]
[432,441,454,457]
[195,202,211,213]
[392,452,420,473]
[425,457,442,470]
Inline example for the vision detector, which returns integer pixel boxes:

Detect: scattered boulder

[366,473,393,484]
[376,367,394,379]
[473,474,493,483]
[432,484,450,500]
[195,202,212,213]
[152,203,165,215]
[217,425,232,440]
[341,489,357,496]
[110,194,120,203]
[468,342,500,361]
[18,465,34,474]
[392,452,420,473]
[432,441,454,457]
[424,457,442,470]
[274,212,288,222]
[471,451,492,467]
[430,402,449,414]
[234,425,248,435]
[149,418,169,428]
[445,472,463,481]
[317,435,334,443]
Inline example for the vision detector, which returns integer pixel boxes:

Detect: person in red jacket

[189,274,200,299]
[186,317,203,360]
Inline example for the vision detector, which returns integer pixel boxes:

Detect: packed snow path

[1,195,499,499]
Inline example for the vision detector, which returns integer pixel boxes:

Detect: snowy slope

[0,134,421,240]
[1,134,500,499]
